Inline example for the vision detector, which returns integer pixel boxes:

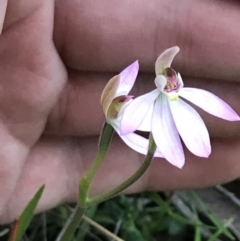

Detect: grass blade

[8,185,45,241]
[191,191,235,240]
[207,218,235,241]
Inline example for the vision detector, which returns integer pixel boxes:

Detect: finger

[0,0,66,216]
[2,0,50,30]
[54,0,240,81]
[46,70,240,137]
[1,134,240,224]
[0,0,66,143]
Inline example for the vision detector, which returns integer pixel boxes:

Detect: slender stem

[86,133,156,205]
[86,123,114,181]
[82,215,124,241]
[79,123,114,207]
[55,205,85,241]
[8,219,20,241]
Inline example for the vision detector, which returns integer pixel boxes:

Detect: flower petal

[155,46,180,75]
[138,103,154,132]
[152,93,185,168]
[179,88,240,121]
[178,73,184,88]
[154,75,167,92]
[116,60,139,96]
[101,75,120,117]
[112,122,163,157]
[120,89,159,135]
[169,98,211,157]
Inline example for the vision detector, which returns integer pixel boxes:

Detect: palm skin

[0,0,240,223]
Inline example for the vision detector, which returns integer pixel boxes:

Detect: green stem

[86,133,156,205]
[55,205,85,241]
[79,123,114,207]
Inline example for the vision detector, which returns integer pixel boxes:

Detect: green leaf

[207,217,235,241]
[148,193,170,214]
[55,206,85,241]
[150,193,198,227]
[169,211,198,226]
[122,223,144,241]
[191,205,202,241]
[167,218,185,235]
[191,191,235,240]
[15,185,45,241]
[58,206,71,226]
[76,205,97,241]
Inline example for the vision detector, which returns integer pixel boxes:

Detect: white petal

[138,103,154,132]
[155,46,180,75]
[178,73,184,88]
[116,60,139,96]
[179,88,240,121]
[154,75,167,92]
[120,89,159,135]
[169,98,211,157]
[152,94,185,168]
[112,122,163,157]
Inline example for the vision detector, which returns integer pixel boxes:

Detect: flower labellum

[120,46,240,168]
[101,61,163,157]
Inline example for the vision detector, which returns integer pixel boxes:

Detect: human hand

[0,0,240,223]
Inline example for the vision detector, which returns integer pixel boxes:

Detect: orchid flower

[101,61,163,157]
[120,46,240,168]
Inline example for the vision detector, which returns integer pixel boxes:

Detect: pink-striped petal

[120,89,159,135]
[112,122,163,157]
[155,46,180,76]
[116,60,139,96]
[169,98,211,157]
[152,93,185,168]
[179,88,240,121]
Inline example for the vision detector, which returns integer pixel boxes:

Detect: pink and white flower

[101,61,163,157]
[120,47,240,168]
